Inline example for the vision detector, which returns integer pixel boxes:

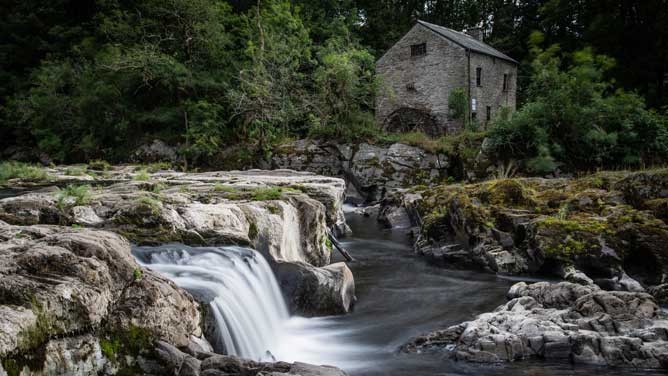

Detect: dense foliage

[488,33,668,173]
[1,0,666,172]
[0,0,376,164]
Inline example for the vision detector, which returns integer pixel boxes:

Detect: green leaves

[489,42,668,173]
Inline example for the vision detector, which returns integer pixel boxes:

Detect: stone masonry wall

[376,24,468,134]
[376,23,518,134]
[468,52,517,129]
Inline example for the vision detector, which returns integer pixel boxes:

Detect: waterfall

[133,243,365,368]
[133,244,289,360]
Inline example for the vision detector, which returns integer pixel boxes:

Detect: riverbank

[375,168,668,369]
[0,167,353,375]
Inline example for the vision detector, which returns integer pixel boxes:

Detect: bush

[88,160,111,171]
[56,184,92,209]
[133,169,150,181]
[488,35,668,173]
[64,165,88,176]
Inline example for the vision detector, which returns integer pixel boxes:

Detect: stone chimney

[466,27,483,42]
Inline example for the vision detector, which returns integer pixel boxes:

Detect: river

[135,210,664,376]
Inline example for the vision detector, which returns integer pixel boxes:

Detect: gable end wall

[376,24,467,134]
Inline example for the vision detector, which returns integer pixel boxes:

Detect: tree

[488,33,668,173]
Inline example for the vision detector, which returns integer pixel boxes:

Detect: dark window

[411,43,426,57]
[503,74,509,91]
[471,112,477,121]
[486,106,491,121]
[476,67,482,86]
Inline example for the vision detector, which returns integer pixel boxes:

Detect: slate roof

[417,20,518,64]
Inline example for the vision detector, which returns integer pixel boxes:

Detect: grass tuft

[0,161,50,184]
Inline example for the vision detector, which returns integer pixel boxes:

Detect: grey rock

[0,224,201,358]
[404,281,668,368]
[272,140,448,203]
[378,205,412,229]
[275,261,356,316]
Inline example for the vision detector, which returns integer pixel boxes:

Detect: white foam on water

[133,244,372,369]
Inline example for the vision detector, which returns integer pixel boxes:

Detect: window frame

[503,74,509,92]
[411,43,427,57]
[476,67,482,87]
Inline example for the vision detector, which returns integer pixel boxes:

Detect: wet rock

[648,284,668,304]
[378,205,412,229]
[404,281,668,368]
[275,261,356,316]
[110,270,202,347]
[560,265,595,286]
[166,352,348,376]
[0,223,201,359]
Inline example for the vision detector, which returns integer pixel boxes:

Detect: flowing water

[134,211,665,376]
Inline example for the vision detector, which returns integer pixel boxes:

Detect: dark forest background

[1,0,667,172]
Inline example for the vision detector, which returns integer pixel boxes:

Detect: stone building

[376,20,518,135]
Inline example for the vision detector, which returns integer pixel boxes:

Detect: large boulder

[393,172,668,300]
[403,281,668,368]
[0,222,202,370]
[274,261,356,316]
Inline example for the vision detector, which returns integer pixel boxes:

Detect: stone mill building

[376,20,518,135]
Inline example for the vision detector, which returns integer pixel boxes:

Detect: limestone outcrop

[0,221,203,374]
[403,281,668,368]
[0,169,346,266]
[380,170,668,303]
[0,168,356,374]
[272,139,448,202]
[0,169,355,315]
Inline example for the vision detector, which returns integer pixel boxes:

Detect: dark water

[323,211,664,376]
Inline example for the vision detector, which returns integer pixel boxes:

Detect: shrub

[0,161,50,184]
[145,162,172,173]
[64,165,88,176]
[88,160,111,171]
[56,184,92,209]
[133,169,150,181]
[488,35,668,173]
[448,88,467,121]
[134,196,162,214]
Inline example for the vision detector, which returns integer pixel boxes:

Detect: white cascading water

[134,245,288,359]
[133,244,366,366]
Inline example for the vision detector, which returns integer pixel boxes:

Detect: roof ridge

[416,20,518,64]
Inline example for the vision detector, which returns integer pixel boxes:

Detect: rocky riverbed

[5,163,668,374]
[0,166,353,375]
[376,168,668,369]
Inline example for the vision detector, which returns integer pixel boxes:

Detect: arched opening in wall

[383,107,442,137]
